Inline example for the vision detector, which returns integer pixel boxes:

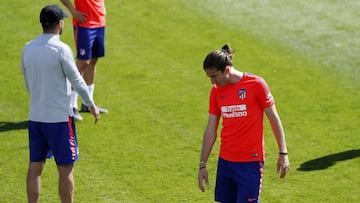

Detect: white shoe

[73,108,83,121]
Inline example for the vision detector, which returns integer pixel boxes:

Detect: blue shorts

[215,158,264,203]
[28,117,79,165]
[74,26,105,60]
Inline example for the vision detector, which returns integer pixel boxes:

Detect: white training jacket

[21,34,95,123]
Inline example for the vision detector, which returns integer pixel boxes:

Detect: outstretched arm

[198,114,219,192]
[265,104,290,178]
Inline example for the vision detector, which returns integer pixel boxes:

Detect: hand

[198,168,209,192]
[71,9,88,24]
[277,154,290,178]
[88,105,100,124]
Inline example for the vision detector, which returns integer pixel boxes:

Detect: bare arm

[198,114,219,192]
[59,0,87,23]
[265,104,290,178]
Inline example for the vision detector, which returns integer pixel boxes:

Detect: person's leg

[85,26,104,89]
[70,59,91,121]
[27,161,45,203]
[71,91,82,121]
[72,25,92,118]
[76,26,107,113]
[234,161,264,203]
[80,57,108,113]
[48,117,78,203]
[27,121,48,203]
[57,164,75,203]
[83,57,97,87]
[215,158,237,203]
[83,57,97,103]
[70,91,79,110]
[71,59,90,120]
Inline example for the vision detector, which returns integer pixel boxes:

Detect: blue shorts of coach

[28,117,79,165]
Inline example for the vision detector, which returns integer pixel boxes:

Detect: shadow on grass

[0,121,28,132]
[297,149,360,171]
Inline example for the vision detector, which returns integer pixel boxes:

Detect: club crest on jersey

[238,89,246,100]
[80,49,86,56]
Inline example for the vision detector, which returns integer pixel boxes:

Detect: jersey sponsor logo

[221,104,247,118]
[239,88,246,100]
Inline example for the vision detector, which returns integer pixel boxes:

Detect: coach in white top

[21,8,99,123]
[21,5,100,203]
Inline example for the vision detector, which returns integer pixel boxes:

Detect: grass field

[1,0,359,202]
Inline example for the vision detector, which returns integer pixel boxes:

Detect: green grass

[1,0,359,202]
